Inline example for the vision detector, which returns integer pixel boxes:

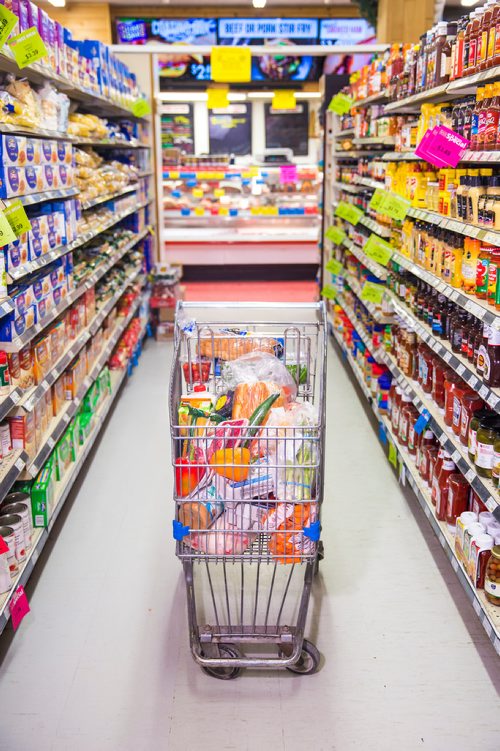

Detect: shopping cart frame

[169,301,327,677]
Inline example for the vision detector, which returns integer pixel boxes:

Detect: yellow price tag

[4,200,31,236]
[0,6,18,50]
[207,87,229,110]
[364,234,393,266]
[388,442,398,468]
[321,285,337,300]
[8,27,48,69]
[325,259,344,275]
[194,207,205,216]
[219,207,229,216]
[272,91,296,110]
[192,188,203,198]
[325,226,346,245]
[0,210,18,246]
[214,188,225,198]
[211,47,251,83]
[131,98,151,118]
[360,281,385,305]
[169,171,179,179]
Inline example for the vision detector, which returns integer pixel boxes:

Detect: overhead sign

[217,18,319,40]
[116,18,217,44]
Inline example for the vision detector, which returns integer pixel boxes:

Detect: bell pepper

[175,446,206,497]
[209,447,251,482]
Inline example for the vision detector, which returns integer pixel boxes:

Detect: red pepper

[175,456,205,497]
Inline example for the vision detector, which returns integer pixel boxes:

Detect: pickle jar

[475,416,500,478]
[484,546,500,605]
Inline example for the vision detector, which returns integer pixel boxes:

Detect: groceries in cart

[173,329,320,561]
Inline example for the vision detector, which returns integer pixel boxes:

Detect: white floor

[0,340,499,751]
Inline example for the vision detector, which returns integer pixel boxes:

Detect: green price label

[383,193,411,221]
[132,98,152,118]
[0,6,18,50]
[4,200,31,236]
[369,189,386,211]
[321,284,337,300]
[325,258,344,275]
[328,93,353,115]
[388,442,398,469]
[8,26,48,69]
[325,225,346,245]
[360,281,385,305]
[0,210,18,247]
[364,234,393,266]
[335,201,363,226]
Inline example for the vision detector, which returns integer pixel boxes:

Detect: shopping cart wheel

[286,639,320,675]
[201,644,242,680]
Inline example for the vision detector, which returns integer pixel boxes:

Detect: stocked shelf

[354,176,384,191]
[344,272,393,324]
[352,91,389,107]
[0,449,29,505]
[352,136,396,146]
[81,184,138,211]
[0,123,73,141]
[329,315,500,656]
[335,292,384,363]
[74,139,151,149]
[335,150,387,159]
[7,187,79,209]
[342,236,388,281]
[332,182,363,194]
[335,127,355,138]
[0,299,15,320]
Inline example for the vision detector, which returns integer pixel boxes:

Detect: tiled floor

[0,338,499,751]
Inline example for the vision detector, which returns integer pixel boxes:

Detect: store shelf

[390,249,500,328]
[0,449,29,504]
[336,292,384,362]
[328,314,500,655]
[4,187,79,209]
[0,299,15,320]
[332,182,363,194]
[81,184,138,211]
[353,91,389,107]
[74,138,150,149]
[380,151,422,162]
[390,294,500,413]
[342,236,388,281]
[353,136,396,146]
[335,150,386,159]
[384,82,456,112]
[380,149,500,164]
[354,176,384,191]
[334,127,355,138]
[0,123,73,141]
[345,272,393,323]
[359,213,392,238]
[0,231,146,352]
[0,354,137,634]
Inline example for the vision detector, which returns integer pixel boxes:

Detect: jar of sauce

[483,327,500,386]
[432,361,448,412]
[470,534,494,587]
[431,448,446,504]
[398,395,413,445]
[435,457,458,522]
[444,371,462,429]
[455,511,478,563]
[391,385,403,434]
[463,522,486,570]
[422,445,439,487]
[484,545,500,604]
[470,489,488,515]
[459,393,485,446]
[421,348,435,394]
[468,408,491,460]
[475,415,500,477]
[417,429,436,476]
[452,383,473,437]
[407,406,421,457]
[446,474,471,531]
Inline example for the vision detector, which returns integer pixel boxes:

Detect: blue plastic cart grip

[173,520,190,540]
[303,520,321,542]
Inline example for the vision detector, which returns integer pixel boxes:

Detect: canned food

[0,514,26,562]
[4,492,31,507]
[1,503,31,550]
[0,525,18,576]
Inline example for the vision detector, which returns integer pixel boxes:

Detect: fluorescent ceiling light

[461,0,480,5]
[253,0,267,7]
[47,0,66,6]
[247,91,321,99]
[157,92,247,102]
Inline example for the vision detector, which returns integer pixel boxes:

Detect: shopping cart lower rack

[169,302,327,678]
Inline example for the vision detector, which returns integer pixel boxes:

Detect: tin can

[0,514,26,562]
[1,502,32,550]
[0,423,12,457]
[0,525,19,576]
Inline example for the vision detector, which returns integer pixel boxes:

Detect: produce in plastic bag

[198,330,277,361]
[187,501,265,555]
[265,502,318,563]
[222,351,297,402]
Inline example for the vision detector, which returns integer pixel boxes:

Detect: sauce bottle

[494,3,500,66]
[476,242,494,298]
[484,545,500,604]
[477,323,491,374]
[471,534,494,587]
[444,371,462,429]
[463,522,487,571]
[452,18,465,80]
[477,1,494,70]
[436,460,459,523]
[483,326,500,386]
[470,89,485,151]
[446,474,471,531]
[467,9,483,75]
[462,238,480,293]
[468,408,491,460]
[417,428,436,476]
[460,393,485,446]
[456,511,478,562]
[475,415,500,476]
[487,245,500,305]
[452,383,473,437]
[485,1,500,68]
[398,394,413,445]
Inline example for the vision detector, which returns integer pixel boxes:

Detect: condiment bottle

[435,458,458,522]
[487,245,500,305]
[485,82,500,149]
[478,1,494,70]
[470,88,485,150]
[423,445,439,487]
[417,428,436,476]
[431,448,446,505]
[391,385,403,433]
[484,545,500,604]
[477,323,491,374]
[474,415,500,476]
[421,348,435,394]
[460,393,485,446]
[452,383,473,437]
[463,521,487,570]
[466,11,482,75]
[470,534,494,586]
[444,371,462,429]
[398,394,413,445]
[456,511,478,562]
[0,352,10,397]
[476,243,494,298]
[462,238,481,293]
[432,361,448,412]
[468,408,491,460]
[483,326,500,386]
[407,406,420,457]
[485,1,500,69]
[492,432,500,485]
[446,474,471,531]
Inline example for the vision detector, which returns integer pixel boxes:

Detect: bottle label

[469,38,478,70]
[485,578,500,598]
[453,395,462,427]
[462,259,476,281]
[461,409,470,439]
[476,258,490,293]
[475,440,495,468]
[487,263,497,298]
[0,363,9,388]
[488,27,496,59]
[477,343,487,373]
[469,428,478,456]
[484,111,499,146]
[495,21,500,56]
[483,349,491,380]
[432,475,440,502]
[479,31,488,64]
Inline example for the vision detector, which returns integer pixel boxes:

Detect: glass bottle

[484,546,500,604]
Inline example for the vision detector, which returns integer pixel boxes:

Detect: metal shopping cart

[169,301,327,679]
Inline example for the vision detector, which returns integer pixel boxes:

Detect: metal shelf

[354,176,384,190]
[344,272,393,324]
[353,136,396,146]
[342,236,388,281]
[332,182,363,194]
[335,150,386,159]
[74,138,151,149]
[352,91,389,107]
[0,449,29,505]
[4,187,79,209]
[329,316,500,655]
[335,292,384,363]
[81,184,138,210]
[334,127,355,138]
[0,123,73,141]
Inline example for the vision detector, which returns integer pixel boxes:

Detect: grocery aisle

[0,339,499,751]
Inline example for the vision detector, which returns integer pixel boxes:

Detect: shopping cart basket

[169,301,327,678]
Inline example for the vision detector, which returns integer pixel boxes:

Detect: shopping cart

[169,301,327,678]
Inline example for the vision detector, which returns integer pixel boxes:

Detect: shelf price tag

[325,225,346,245]
[381,193,411,221]
[0,5,18,49]
[0,209,17,246]
[273,90,297,110]
[328,93,353,114]
[211,47,251,83]
[131,98,151,118]
[335,201,363,225]
[9,585,30,630]
[4,199,31,236]
[413,408,431,435]
[369,189,386,211]
[363,234,393,266]
[415,125,469,168]
[360,281,385,304]
[321,284,337,300]
[388,441,398,468]
[279,164,298,183]
[8,26,48,69]
[207,87,229,110]
[325,258,344,276]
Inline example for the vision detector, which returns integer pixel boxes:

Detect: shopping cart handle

[173,520,190,540]
[303,520,321,542]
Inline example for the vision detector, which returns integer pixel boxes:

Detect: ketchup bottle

[435,458,458,522]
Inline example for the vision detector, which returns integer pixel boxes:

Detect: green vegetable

[188,406,224,423]
[242,392,281,448]
[286,363,308,385]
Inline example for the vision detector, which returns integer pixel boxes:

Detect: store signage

[209,103,252,155]
[279,164,298,183]
[116,18,217,44]
[360,281,385,304]
[8,26,48,68]
[364,234,393,266]
[0,209,17,246]
[9,585,30,630]
[415,126,469,168]
[328,93,353,114]
[325,226,346,245]
[335,201,363,225]
[207,87,229,109]
[273,91,297,111]
[218,18,318,40]
[131,98,151,118]
[325,258,344,275]
[211,46,251,83]
[369,189,410,221]
[368,189,385,211]
[4,200,31,236]
[0,5,18,49]
[319,19,375,45]
[321,284,337,299]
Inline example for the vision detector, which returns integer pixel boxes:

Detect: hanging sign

[325,258,344,275]
[415,125,469,168]
[325,225,346,245]
[132,98,151,117]
[369,189,386,211]
[360,281,385,304]
[279,164,298,184]
[207,87,229,109]
[272,90,297,110]
[381,193,411,221]
[328,93,353,114]
[335,201,363,225]
[211,46,251,83]
[0,5,18,49]
[8,27,48,68]
[364,234,393,266]
[4,200,31,236]
[388,441,398,469]
[321,284,337,300]
[0,210,17,246]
